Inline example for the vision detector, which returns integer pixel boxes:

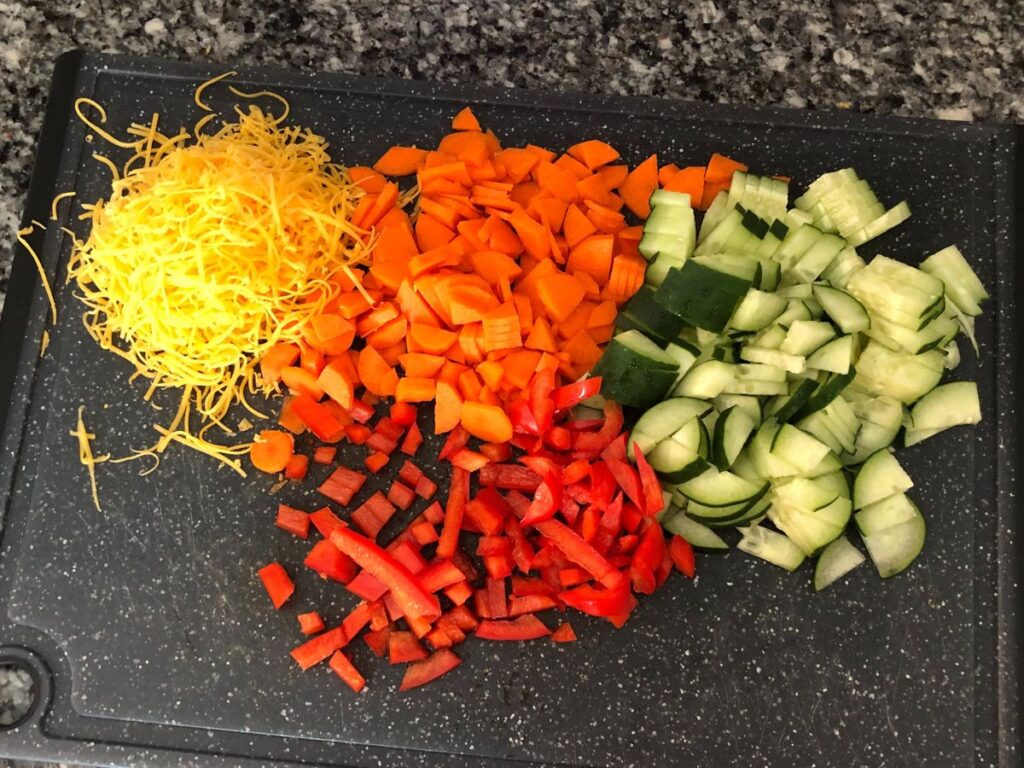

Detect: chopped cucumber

[737,523,806,571]
[593,330,679,408]
[813,536,865,591]
[852,450,913,509]
[655,260,751,333]
[862,509,925,577]
[662,508,730,552]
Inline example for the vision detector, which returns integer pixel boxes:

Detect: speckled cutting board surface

[0,52,1020,768]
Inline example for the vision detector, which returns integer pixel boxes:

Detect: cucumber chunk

[655,260,752,333]
[852,449,913,509]
[813,536,866,591]
[737,523,806,571]
[862,510,925,577]
[662,509,730,552]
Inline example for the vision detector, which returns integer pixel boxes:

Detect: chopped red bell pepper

[347,398,375,424]
[389,402,418,427]
[450,448,490,472]
[410,520,439,545]
[387,480,417,511]
[438,425,470,460]
[437,466,469,559]
[558,567,591,587]
[342,571,383,603]
[573,400,623,454]
[545,426,572,451]
[586,461,617,511]
[483,554,514,579]
[290,626,348,670]
[445,604,479,631]
[507,398,541,435]
[418,559,466,592]
[463,487,511,535]
[340,601,374,639]
[426,626,454,649]
[344,424,371,444]
[375,416,405,441]
[617,534,639,554]
[520,472,563,526]
[298,611,325,636]
[475,614,550,641]
[290,394,345,442]
[400,421,423,455]
[476,535,513,558]
[328,650,366,693]
[552,377,602,411]
[561,459,591,485]
[275,504,310,539]
[508,594,559,616]
[363,625,390,657]
[558,576,631,618]
[399,649,461,691]
[351,491,397,539]
[313,446,337,465]
[284,454,309,480]
[366,431,398,455]
[528,369,556,434]
[512,575,556,596]
[486,576,508,618]
[581,505,601,543]
[258,562,294,609]
[388,630,429,663]
[621,502,643,533]
[629,521,666,595]
[669,535,696,578]
[504,516,535,573]
[398,460,424,485]
[443,580,473,606]
[414,474,437,499]
[309,506,346,538]
[368,600,390,630]
[422,500,444,525]
[550,622,577,643]
[365,450,390,473]
[330,527,441,619]
[600,433,628,462]
[605,457,645,510]
[518,453,561,480]
[305,539,357,583]
[480,441,512,462]
[319,466,366,506]
[632,443,666,516]
[534,519,617,587]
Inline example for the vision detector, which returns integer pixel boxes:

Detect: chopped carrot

[469,250,522,286]
[415,214,456,251]
[457,369,484,401]
[663,165,705,202]
[434,381,463,434]
[598,164,629,190]
[524,316,558,353]
[619,153,658,218]
[358,346,399,397]
[535,162,579,202]
[562,203,597,248]
[534,273,586,322]
[495,148,538,183]
[566,234,614,284]
[477,360,504,391]
[281,366,324,400]
[350,166,387,194]
[588,300,617,328]
[460,402,514,444]
[395,377,437,403]
[409,324,458,355]
[604,254,646,302]
[316,359,356,409]
[250,430,294,474]
[480,302,522,353]
[704,152,748,183]
[508,208,550,260]
[452,106,482,131]
[260,342,301,385]
[399,353,446,378]
[567,140,620,170]
[374,146,428,176]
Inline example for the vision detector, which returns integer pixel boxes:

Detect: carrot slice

[658,163,681,186]
[452,106,482,131]
[524,316,557,353]
[663,165,705,201]
[433,380,463,433]
[575,173,617,207]
[399,352,446,378]
[358,346,399,397]
[500,350,542,391]
[480,302,522,352]
[566,234,614,285]
[604,254,647,302]
[704,152,748,183]
[477,360,504,391]
[562,204,597,248]
[535,162,579,202]
[415,214,456,251]
[395,377,436,403]
[495,148,539,184]
[409,324,458,356]
[620,154,658,219]
[281,366,324,400]
[375,222,419,262]
[374,146,427,176]
[250,430,294,473]
[508,208,550,260]
[567,140,620,170]
[534,273,586,322]
[469,250,522,286]
[460,402,514,444]
[350,166,387,193]
[588,299,618,328]
[260,342,301,385]
[316,359,356,409]
[598,164,629,190]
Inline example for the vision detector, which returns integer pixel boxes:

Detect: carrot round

[460,402,513,444]
[250,430,294,473]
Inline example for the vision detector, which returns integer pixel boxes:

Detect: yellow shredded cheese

[40,330,49,357]
[16,225,58,324]
[70,406,109,512]
[62,79,374,468]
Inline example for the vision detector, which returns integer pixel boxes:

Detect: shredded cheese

[70,406,109,512]
[16,225,58,324]
[62,78,374,469]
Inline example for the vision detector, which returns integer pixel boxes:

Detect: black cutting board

[0,51,1020,768]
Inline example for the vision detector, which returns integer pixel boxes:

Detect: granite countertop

[0,2,1022,767]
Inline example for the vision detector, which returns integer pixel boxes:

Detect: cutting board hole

[0,657,37,729]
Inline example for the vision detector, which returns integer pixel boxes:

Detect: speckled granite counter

[2,0,1022,307]
[0,2,1022,767]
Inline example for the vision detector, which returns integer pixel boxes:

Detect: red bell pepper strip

[572,400,623,453]
[550,622,577,642]
[258,562,294,609]
[475,614,551,641]
[290,394,346,442]
[399,649,462,691]
[520,472,564,526]
[284,454,309,480]
[518,453,561,478]
[486,576,508,618]
[512,575,556,596]
[586,461,617,511]
[479,463,542,492]
[463,487,511,535]
[388,630,429,663]
[345,423,371,444]
[437,466,469,559]
[507,398,541,435]
[298,611,326,636]
[629,521,666,595]
[632,443,665,516]
[387,480,417,510]
[363,626,390,657]
[415,475,437,499]
[318,466,367,506]
[346,569,389,601]
[528,369,556,434]
[340,601,374,640]
[439,425,470,460]
[389,402,418,427]
[418,559,466,592]
[444,580,473,606]
[400,421,423,455]
[605,458,646,511]
[561,459,590,485]
[309,506,346,538]
[328,650,366,693]
[533,519,618,587]
[600,433,628,462]
[480,441,512,462]
[558,575,631,618]
[304,539,357,583]
[347,398,375,424]
[446,604,478,631]
[552,377,602,411]
[290,626,348,670]
[505,516,535,573]
[476,535,513,557]
[313,446,337,465]
[330,527,441,619]
[546,427,572,451]
[669,535,696,578]
[275,504,310,539]
[508,594,559,616]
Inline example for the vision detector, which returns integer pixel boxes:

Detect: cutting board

[0,51,1020,767]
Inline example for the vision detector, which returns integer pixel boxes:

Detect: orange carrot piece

[567,140,620,170]
[460,402,513,444]
[525,144,556,163]
[421,178,469,197]
[620,154,659,219]
[307,314,356,356]
[358,346,399,397]
[378,343,405,367]
[434,381,463,434]
[557,301,596,341]
[553,153,591,180]
[566,234,614,285]
[495,148,539,184]
[415,214,456,251]
[374,222,419,263]
[562,203,598,248]
[335,291,373,320]
[367,316,408,349]
[281,366,324,400]
[480,302,522,352]
[408,243,462,278]
[534,162,579,203]
[261,342,301,385]
[501,350,542,391]
[598,164,629,190]
[447,282,500,326]
[356,303,399,336]
[604,254,647,302]
[457,369,484,402]
[395,377,436,403]
[452,106,482,131]
[476,360,504,391]
[374,146,427,176]
[438,361,469,388]
[704,153,748,183]
[564,329,603,369]
[509,181,541,209]
[397,353,444,378]
[575,174,617,207]
[486,216,523,255]
[663,165,705,201]
[573,270,602,301]
[250,429,294,473]
[350,166,387,194]
[658,163,681,186]
[469,250,522,286]
[528,195,569,233]
[457,323,485,364]
[508,208,550,260]
[438,132,493,165]
[419,161,473,187]
[370,259,409,293]
[588,324,616,345]
[584,200,627,233]
[700,180,729,211]
[277,396,306,435]
[419,197,461,230]
[534,273,586,322]
[512,291,533,336]
[409,324,458,356]
[588,299,618,328]
[396,280,440,326]
[316,359,356,409]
